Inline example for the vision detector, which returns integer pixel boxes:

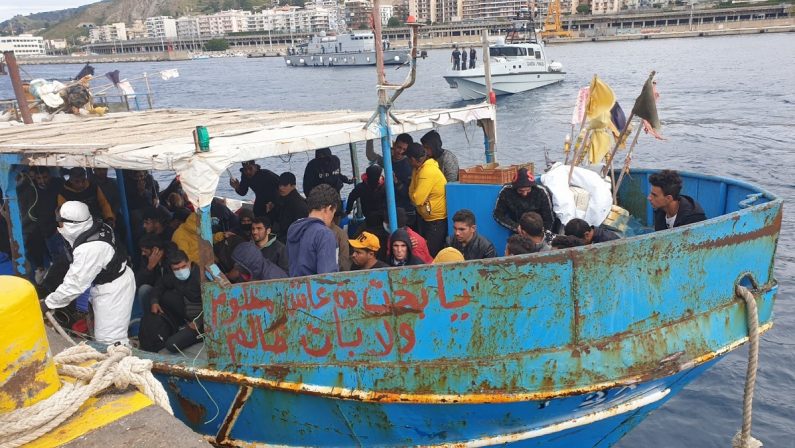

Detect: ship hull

[284,50,409,67]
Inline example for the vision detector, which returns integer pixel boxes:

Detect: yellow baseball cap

[433,247,464,263]
[349,231,380,252]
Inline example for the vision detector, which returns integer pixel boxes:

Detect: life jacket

[68,221,128,285]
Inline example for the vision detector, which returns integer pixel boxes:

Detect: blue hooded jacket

[231,242,287,281]
[286,217,339,277]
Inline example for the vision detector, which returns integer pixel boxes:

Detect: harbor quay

[15,4,791,64]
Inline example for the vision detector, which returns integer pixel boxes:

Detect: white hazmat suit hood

[47,200,136,345]
[56,201,94,247]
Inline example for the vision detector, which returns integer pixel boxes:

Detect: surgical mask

[211,217,220,227]
[174,267,191,281]
[241,223,252,233]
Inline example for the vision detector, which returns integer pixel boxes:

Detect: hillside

[0,0,293,40]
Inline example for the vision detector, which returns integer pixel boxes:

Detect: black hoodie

[388,229,424,266]
[420,131,459,182]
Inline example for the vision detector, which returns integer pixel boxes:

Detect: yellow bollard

[0,276,60,412]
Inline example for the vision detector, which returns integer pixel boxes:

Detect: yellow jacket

[409,158,447,221]
[172,213,225,264]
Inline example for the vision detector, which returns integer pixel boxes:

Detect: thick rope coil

[0,343,173,448]
[731,285,763,448]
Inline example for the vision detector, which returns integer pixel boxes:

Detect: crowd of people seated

[0,126,705,356]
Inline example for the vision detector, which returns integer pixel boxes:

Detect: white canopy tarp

[0,104,495,207]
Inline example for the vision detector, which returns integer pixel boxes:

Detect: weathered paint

[24,392,153,448]
[0,276,60,411]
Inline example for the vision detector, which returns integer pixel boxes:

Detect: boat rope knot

[731,285,763,448]
[0,343,173,448]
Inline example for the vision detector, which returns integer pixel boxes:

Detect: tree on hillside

[387,17,401,27]
[205,38,230,51]
[576,4,591,14]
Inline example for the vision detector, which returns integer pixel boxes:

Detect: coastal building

[0,34,45,56]
[126,20,147,40]
[380,4,395,24]
[345,0,374,30]
[408,0,463,23]
[314,0,343,31]
[591,0,621,15]
[462,0,523,20]
[196,10,250,36]
[89,22,128,43]
[176,17,201,39]
[145,16,178,39]
[45,39,68,54]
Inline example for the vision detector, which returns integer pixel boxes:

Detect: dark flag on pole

[610,101,627,133]
[105,70,121,85]
[631,73,660,131]
[74,63,94,80]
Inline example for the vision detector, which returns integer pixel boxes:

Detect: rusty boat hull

[146,169,781,446]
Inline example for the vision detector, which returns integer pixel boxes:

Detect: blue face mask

[174,267,191,281]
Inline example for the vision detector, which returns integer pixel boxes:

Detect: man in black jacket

[648,170,707,231]
[140,249,203,353]
[230,160,280,217]
[493,167,555,233]
[272,172,309,243]
[302,147,352,195]
[447,209,496,260]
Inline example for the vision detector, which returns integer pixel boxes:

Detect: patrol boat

[444,18,565,100]
[284,31,409,67]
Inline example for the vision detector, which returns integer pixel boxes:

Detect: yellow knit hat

[433,247,465,263]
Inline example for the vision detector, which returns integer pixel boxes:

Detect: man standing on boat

[366,134,415,228]
[41,201,135,345]
[451,46,461,70]
[648,170,706,230]
[230,160,280,217]
[421,130,459,183]
[406,143,448,257]
[461,47,468,70]
[286,184,340,277]
[469,47,476,69]
[493,168,555,233]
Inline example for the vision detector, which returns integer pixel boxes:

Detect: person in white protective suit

[42,201,136,345]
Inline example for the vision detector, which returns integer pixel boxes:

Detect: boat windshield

[490,47,530,57]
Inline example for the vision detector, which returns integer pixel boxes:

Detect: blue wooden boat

[0,18,781,447]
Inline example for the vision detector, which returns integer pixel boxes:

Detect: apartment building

[176,16,201,39]
[345,0,374,30]
[145,16,178,39]
[89,22,128,43]
[196,10,250,36]
[408,0,462,23]
[0,34,45,56]
[462,0,523,20]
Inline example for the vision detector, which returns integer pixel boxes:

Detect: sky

[0,0,101,22]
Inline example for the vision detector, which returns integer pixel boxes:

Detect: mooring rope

[731,285,763,448]
[0,343,173,448]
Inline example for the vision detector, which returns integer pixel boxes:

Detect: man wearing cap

[230,160,280,217]
[493,167,555,233]
[42,201,135,345]
[350,232,389,270]
[271,172,309,243]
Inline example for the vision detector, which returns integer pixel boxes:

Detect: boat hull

[147,169,781,446]
[444,71,565,100]
[155,357,718,446]
[284,50,408,67]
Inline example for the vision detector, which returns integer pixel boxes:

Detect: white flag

[117,80,135,97]
[160,69,180,80]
